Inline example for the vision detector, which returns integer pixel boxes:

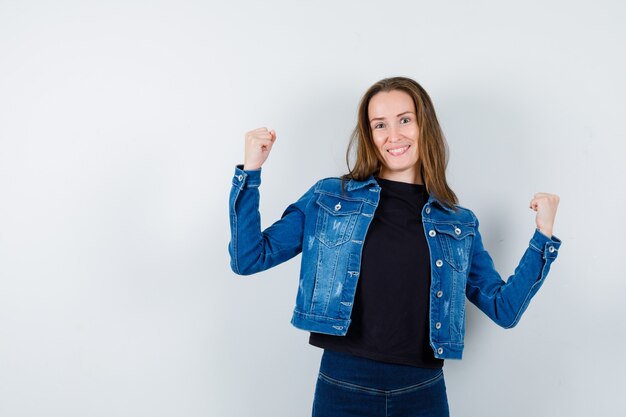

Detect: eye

[400,117,411,124]
[373,122,384,129]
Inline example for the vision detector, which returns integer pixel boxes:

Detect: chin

[386,162,418,171]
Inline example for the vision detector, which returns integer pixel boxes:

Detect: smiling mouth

[387,145,410,156]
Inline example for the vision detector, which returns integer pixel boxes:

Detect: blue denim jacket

[228,165,562,359]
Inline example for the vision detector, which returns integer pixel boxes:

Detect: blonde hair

[343,76,458,209]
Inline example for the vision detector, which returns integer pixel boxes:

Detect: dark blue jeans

[312,350,450,417]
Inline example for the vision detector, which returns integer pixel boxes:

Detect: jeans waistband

[319,349,444,391]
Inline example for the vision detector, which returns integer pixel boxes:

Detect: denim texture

[312,350,449,417]
[228,165,562,359]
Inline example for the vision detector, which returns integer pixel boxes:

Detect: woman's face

[368,89,421,184]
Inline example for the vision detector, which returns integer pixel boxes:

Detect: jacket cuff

[529,228,562,260]
[232,164,262,189]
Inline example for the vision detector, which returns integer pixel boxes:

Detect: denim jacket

[228,165,562,359]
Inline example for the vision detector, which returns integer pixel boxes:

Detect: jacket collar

[344,175,378,191]
[345,175,456,213]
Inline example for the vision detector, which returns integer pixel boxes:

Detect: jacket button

[237,174,243,181]
[437,347,444,355]
[435,322,441,329]
[436,259,443,267]
[334,202,341,211]
[454,227,461,235]
[425,207,431,214]
[548,246,555,253]
[436,290,443,298]
[429,230,436,237]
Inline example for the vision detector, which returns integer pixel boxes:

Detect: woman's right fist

[243,127,276,170]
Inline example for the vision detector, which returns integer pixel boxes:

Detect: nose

[388,124,401,142]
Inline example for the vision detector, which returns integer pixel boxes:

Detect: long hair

[343,76,458,209]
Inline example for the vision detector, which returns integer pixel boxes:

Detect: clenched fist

[529,193,560,238]
[243,127,276,170]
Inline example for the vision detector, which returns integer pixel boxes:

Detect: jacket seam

[293,310,350,322]
[503,260,548,328]
[230,189,241,274]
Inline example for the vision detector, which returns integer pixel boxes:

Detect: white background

[1,1,625,416]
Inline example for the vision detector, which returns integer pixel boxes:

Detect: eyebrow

[369,111,414,123]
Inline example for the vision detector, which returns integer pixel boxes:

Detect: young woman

[228,77,561,417]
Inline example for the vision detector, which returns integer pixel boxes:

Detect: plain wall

[1,1,625,416]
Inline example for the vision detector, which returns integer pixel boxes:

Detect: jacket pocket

[434,223,474,272]
[314,193,363,247]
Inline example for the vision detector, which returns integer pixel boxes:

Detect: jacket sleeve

[465,214,562,328]
[228,164,317,275]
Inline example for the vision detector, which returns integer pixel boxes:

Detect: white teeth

[388,146,409,155]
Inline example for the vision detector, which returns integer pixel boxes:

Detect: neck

[378,167,423,185]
